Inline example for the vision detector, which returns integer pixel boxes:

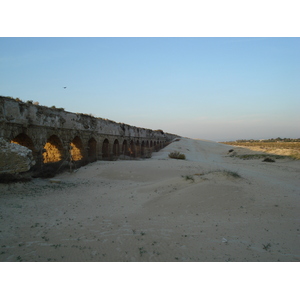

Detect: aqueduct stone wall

[0,97,179,176]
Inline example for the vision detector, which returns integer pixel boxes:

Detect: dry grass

[168,151,186,160]
[222,141,300,160]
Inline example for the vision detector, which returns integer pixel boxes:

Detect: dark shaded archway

[11,132,37,162]
[130,140,136,157]
[135,140,140,157]
[102,138,110,160]
[43,135,64,163]
[156,140,161,151]
[141,141,145,157]
[113,139,120,158]
[88,137,97,162]
[122,140,129,158]
[11,133,35,152]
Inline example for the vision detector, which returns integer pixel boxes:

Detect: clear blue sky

[1,37,299,141]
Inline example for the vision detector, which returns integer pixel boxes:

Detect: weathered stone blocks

[0,138,36,174]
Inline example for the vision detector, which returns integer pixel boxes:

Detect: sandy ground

[0,138,299,262]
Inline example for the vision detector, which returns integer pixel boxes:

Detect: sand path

[1,138,299,261]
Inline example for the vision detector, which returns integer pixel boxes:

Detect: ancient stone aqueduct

[0,97,178,175]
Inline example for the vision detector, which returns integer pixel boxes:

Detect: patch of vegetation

[262,243,271,251]
[138,247,147,257]
[31,223,40,228]
[42,236,49,242]
[222,170,242,178]
[262,157,275,162]
[195,170,242,179]
[182,175,194,182]
[169,151,186,160]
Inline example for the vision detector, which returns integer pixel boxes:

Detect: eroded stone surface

[0,97,179,173]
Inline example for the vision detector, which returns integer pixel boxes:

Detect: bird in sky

[63,87,67,89]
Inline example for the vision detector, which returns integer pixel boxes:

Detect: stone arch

[150,140,153,148]
[11,133,35,152]
[43,135,64,163]
[157,140,161,150]
[113,139,120,157]
[122,140,128,157]
[102,138,110,160]
[70,136,84,161]
[11,132,38,162]
[130,140,136,157]
[88,137,97,162]
[135,140,140,157]
[141,141,145,157]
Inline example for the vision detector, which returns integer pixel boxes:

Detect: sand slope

[1,138,299,262]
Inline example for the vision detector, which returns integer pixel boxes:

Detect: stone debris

[0,138,36,174]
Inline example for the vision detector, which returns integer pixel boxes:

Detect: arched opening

[113,139,120,157]
[88,137,97,162]
[70,136,84,161]
[157,140,160,150]
[11,133,37,163]
[102,138,110,160]
[11,133,35,152]
[135,140,140,157]
[150,141,153,148]
[130,140,136,157]
[43,135,63,163]
[122,140,128,158]
[141,141,145,157]
[146,140,150,158]
[153,141,157,151]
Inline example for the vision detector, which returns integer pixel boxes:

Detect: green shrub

[223,170,242,178]
[182,175,194,182]
[262,157,275,162]
[169,151,186,160]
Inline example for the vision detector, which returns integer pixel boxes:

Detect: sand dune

[0,138,299,262]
